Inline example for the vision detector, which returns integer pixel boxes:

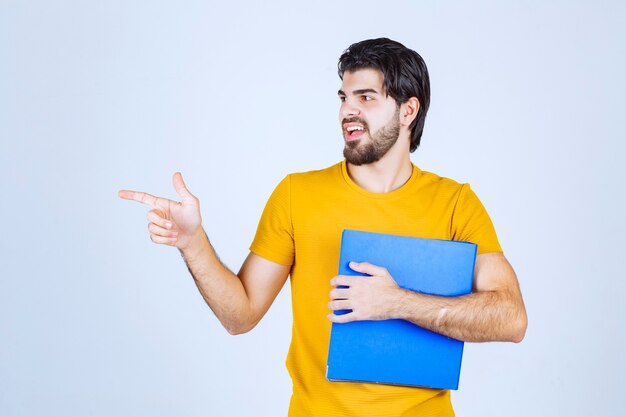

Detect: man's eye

[339,96,346,102]
[362,96,372,101]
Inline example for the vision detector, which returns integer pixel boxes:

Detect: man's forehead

[340,68,386,94]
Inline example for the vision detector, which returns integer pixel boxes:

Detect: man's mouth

[344,123,367,141]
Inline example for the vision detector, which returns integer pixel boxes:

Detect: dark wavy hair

[338,38,430,152]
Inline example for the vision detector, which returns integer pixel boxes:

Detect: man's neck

[346,145,413,193]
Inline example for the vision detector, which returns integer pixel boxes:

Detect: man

[119,38,527,416]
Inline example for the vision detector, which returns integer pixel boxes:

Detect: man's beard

[343,108,401,166]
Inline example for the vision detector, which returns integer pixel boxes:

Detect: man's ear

[400,97,420,128]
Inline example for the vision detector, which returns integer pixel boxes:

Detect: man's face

[338,69,401,166]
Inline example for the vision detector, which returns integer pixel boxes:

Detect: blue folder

[326,229,477,390]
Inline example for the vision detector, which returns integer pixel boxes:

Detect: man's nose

[340,100,360,119]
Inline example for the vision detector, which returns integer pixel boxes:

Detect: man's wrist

[180,226,209,259]
[388,287,411,320]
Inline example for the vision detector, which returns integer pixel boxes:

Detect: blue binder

[326,229,477,390]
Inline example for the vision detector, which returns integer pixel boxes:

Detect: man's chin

[344,146,381,166]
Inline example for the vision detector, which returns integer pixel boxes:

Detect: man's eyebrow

[337,88,381,96]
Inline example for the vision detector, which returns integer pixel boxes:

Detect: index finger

[118,189,166,208]
[330,275,356,288]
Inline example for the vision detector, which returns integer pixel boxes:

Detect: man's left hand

[328,261,402,323]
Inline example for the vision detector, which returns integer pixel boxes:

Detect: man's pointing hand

[118,172,203,250]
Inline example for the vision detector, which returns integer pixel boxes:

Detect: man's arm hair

[394,252,527,342]
[180,227,291,335]
[329,252,527,343]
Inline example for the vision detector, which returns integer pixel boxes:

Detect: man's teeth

[347,126,364,132]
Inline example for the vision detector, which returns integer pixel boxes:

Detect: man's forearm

[392,288,527,343]
[179,227,252,334]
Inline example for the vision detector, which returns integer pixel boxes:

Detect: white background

[1,1,625,416]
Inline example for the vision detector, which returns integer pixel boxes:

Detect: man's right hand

[119,172,292,334]
[118,172,203,250]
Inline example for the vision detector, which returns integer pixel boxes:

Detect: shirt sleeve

[249,175,295,266]
[451,184,502,255]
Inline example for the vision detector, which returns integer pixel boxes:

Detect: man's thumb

[172,172,195,200]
